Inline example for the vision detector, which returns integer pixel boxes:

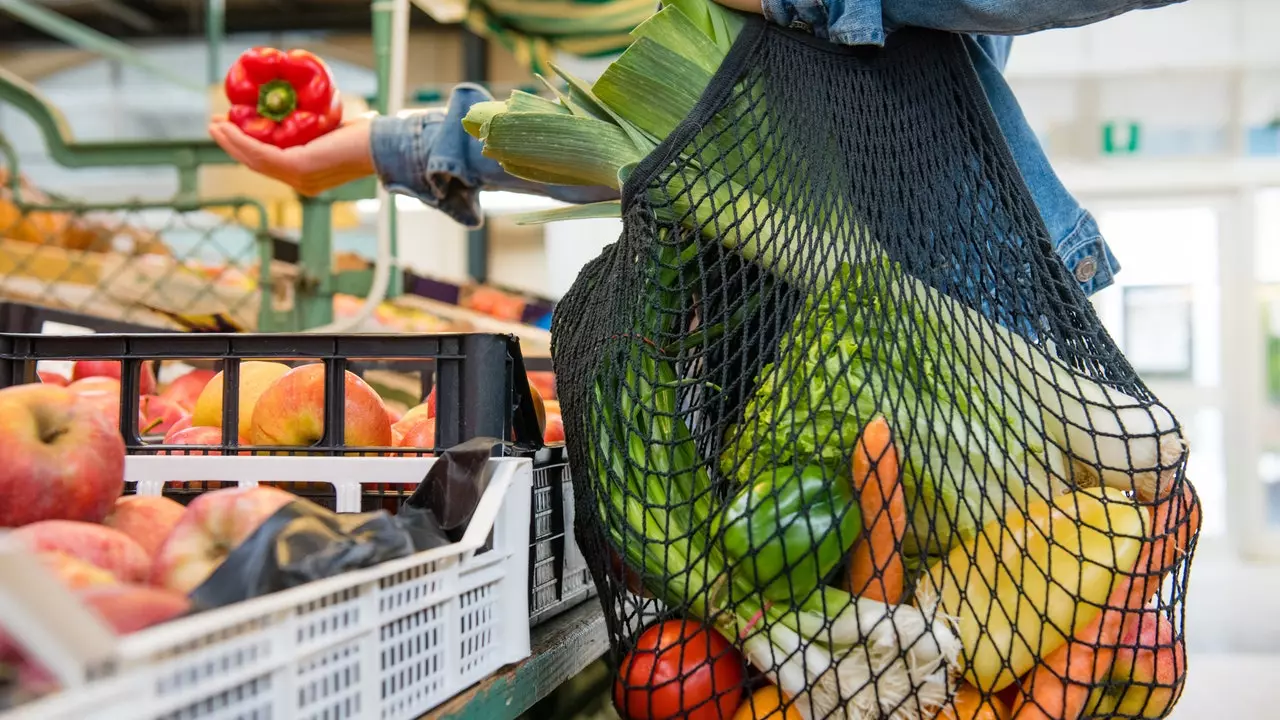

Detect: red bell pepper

[224,47,342,148]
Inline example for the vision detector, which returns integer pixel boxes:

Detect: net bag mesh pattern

[552,17,1199,720]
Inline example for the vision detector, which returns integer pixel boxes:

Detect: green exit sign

[1102,121,1141,155]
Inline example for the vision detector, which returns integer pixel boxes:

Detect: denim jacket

[371,1,1183,296]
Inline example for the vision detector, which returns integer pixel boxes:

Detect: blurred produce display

[0,165,267,331]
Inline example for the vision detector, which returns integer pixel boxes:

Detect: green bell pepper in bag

[713,463,862,603]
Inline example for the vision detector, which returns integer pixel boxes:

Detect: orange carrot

[846,416,906,604]
[1009,482,1201,720]
[1125,483,1201,609]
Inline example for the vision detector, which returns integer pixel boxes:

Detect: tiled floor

[1168,540,1280,718]
[1172,653,1280,719]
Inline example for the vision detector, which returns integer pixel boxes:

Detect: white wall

[1005,0,1280,158]
[1004,0,1280,77]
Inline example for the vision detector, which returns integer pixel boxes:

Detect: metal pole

[306,0,407,333]
[463,29,489,283]
[206,0,225,88]
[298,195,336,329]
[372,0,402,298]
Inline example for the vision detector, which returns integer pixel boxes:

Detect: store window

[1091,204,1226,536]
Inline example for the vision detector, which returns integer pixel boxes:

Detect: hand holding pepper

[209,114,375,197]
[225,47,344,148]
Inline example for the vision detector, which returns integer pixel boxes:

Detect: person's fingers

[209,123,259,168]
[210,114,228,123]
[209,122,307,189]
[214,122,288,171]
[208,117,374,195]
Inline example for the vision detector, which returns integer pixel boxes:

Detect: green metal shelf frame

[0,0,405,331]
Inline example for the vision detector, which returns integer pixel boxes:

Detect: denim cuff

[370,83,494,228]
[1055,211,1120,296]
[370,84,620,227]
[762,0,886,46]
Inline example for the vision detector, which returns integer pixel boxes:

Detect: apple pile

[38,359,212,439]
[37,358,563,450]
[0,382,301,698]
[0,484,299,698]
[0,360,562,702]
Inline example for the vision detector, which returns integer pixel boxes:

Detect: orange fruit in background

[732,685,804,720]
[933,684,1011,720]
[528,381,547,434]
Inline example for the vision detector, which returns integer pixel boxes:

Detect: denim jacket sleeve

[762,1,1186,46]
[761,0,1144,295]
[369,83,619,229]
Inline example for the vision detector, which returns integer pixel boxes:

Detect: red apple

[79,583,191,633]
[543,411,565,444]
[163,414,194,441]
[159,425,250,455]
[78,584,189,632]
[392,401,433,443]
[37,370,68,386]
[67,377,147,430]
[70,359,156,396]
[0,384,125,526]
[395,416,437,450]
[0,550,120,663]
[9,520,150,583]
[249,364,392,449]
[37,551,122,590]
[152,486,295,593]
[103,495,186,559]
[11,584,191,694]
[528,371,557,401]
[139,395,188,436]
[68,376,121,395]
[158,368,216,411]
[386,405,404,424]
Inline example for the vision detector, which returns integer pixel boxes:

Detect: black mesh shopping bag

[550,15,1201,720]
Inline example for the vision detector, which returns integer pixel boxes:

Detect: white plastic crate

[0,455,533,720]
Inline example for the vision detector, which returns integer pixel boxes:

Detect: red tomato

[614,620,745,720]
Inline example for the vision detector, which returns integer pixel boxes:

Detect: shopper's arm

[369,84,617,228]
[714,0,1186,45]
[210,84,617,228]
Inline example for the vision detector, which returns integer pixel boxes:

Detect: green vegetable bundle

[466,0,1188,558]
[469,1,1192,717]
[719,261,1188,559]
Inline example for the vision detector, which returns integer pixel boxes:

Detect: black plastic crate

[0,321,589,625]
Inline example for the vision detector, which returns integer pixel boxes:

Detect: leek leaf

[632,7,725,75]
[593,37,712,139]
[511,201,623,225]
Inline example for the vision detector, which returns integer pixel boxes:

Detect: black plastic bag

[190,437,502,610]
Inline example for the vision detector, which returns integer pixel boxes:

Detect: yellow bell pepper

[920,487,1150,692]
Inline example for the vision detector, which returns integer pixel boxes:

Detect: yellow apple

[192,361,291,439]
